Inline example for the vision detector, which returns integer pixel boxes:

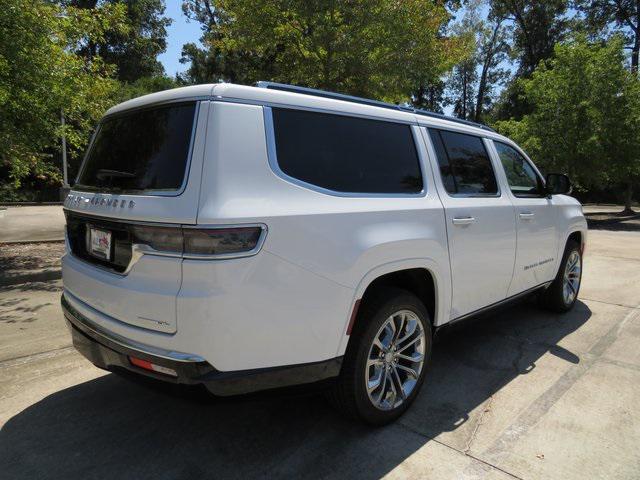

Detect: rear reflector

[346,299,361,336]
[129,356,177,377]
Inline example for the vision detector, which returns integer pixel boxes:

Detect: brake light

[183,227,263,256]
[130,224,265,258]
[131,225,183,253]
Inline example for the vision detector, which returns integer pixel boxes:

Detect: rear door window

[76,102,197,193]
[428,129,498,196]
[271,108,423,194]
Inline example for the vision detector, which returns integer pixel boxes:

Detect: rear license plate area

[88,227,112,261]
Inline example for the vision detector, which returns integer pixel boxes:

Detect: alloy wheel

[365,310,426,410]
[563,250,581,305]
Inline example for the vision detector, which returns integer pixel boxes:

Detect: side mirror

[545,173,572,195]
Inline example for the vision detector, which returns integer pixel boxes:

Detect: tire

[327,287,433,425]
[540,240,582,313]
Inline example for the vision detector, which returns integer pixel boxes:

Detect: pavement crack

[464,395,494,454]
[580,297,640,310]
[591,254,640,262]
[397,420,524,480]
[478,302,640,468]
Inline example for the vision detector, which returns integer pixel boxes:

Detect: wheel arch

[336,259,448,357]
[554,227,587,278]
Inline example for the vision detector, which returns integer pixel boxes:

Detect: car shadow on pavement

[1,300,591,480]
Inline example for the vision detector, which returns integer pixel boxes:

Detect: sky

[158,2,202,77]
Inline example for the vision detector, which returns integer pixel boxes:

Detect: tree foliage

[180,0,470,102]
[494,36,640,207]
[61,0,172,82]
[490,0,572,120]
[446,1,510,121]
[575,0,640,75]
[0,0,128,190]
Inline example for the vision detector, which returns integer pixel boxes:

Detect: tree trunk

[634,0,640,75]
[622,180,635,214]
[462,70,467,119]
[475,21,502,123]
[633,28,639,76]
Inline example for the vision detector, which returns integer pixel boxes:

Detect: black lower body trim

[434,281,552,337]
[62,295,342,396]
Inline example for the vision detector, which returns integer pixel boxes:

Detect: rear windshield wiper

[96,169,136,180]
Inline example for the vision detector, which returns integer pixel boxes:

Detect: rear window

[76,102,197,193]
[271,108,423,194]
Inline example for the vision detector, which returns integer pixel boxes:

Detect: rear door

[424,128,516,319]
[62,101,210,333]
[489,140,559,295]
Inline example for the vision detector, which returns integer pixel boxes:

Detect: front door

[490,141,559,296]
[424,128,517,319]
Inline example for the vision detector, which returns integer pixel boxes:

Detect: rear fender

[335,258,449,357]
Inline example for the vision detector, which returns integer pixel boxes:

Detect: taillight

[130,224,265,259]
[183,227,263,256]
[131,225,184,253]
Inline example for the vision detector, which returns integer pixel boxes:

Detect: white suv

[61,82,587,424]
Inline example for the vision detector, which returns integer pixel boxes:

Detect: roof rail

[255,81,495,132]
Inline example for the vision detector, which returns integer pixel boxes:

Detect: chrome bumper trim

[61,292,205,363]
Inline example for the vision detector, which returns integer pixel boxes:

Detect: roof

[104,82,504,140]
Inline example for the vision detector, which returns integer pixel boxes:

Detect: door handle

[452,216,476,225]
[519,212,535,220]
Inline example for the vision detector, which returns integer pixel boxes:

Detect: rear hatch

[63,100,209,333]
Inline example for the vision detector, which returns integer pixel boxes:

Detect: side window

[494,142,544,197]
[428,129,498,195]
[271,108,423,194]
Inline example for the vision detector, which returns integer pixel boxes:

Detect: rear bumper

[62,295,342,396]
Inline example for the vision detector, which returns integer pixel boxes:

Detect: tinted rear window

[271,108,422,194]
[76,102,197,193]
[428,129,498,195]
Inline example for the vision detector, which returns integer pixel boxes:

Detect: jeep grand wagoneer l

[62,82,586,425]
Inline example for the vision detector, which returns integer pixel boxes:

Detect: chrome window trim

[262,106,427,198]
[74,101,201,198]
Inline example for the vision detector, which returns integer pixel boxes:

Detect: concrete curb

[0,269,62,287]
[0,202,63,207]
[0,239,65,245]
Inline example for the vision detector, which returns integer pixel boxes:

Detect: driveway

[1,229,639,479]
[0,206,65,243]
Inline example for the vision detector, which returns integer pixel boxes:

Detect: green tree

[0,0,127,193]
[61,0,171,82]
[492,0,571,75]
[445,1,509,121]
[575,0,640,75]
[180,0,469,102]
[446,7,480,120]
[474,15,510,122]
[494,36,640,211]
[412,80,446,113]
[490,0,572,120]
